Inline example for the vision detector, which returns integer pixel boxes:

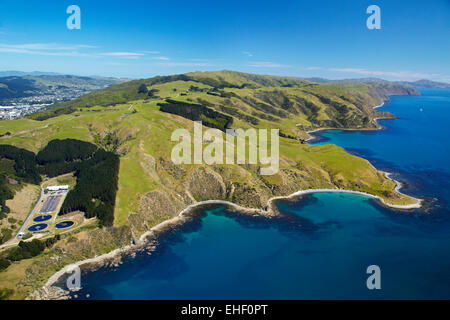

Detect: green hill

[0,70,420,299]
[29,70,419,139]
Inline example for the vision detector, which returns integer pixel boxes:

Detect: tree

[0,258,11,271]
[7,239,46,261]
[148,89,159,98]
[0,288,14,300]
[138,84,148,94]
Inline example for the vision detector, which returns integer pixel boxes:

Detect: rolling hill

[30,70,419,139]
[0,70,420,299]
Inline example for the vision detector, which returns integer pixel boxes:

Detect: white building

[46,185,69,192]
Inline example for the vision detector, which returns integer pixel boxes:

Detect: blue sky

[0,0,449,81]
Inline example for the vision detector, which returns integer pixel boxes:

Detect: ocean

[72,88,450,300]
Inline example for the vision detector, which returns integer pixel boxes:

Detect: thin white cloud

[0,43,97,50]
[329,67,441,80]
[152,56,170,61]
[102,52,170,60]
[304,66,322,70]
[243,51,253,57]
[0,43,172,63]
[0,48,90,57]
[104,62,128,66]
[0,43,97,57]
[155,62,215,67]
[102,52,145,57]
[142,50,160,54]
[248,61,292,68]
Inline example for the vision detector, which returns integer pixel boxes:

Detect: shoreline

[44,181,422,292]
[42,97,422,298]
[44,200,270,290]
[303,99,422,208]
[305,101,392,142]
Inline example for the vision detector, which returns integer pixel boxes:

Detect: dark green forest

[0,145,42,217]
[0,145,41,184]
[58,149,119,227]
[0,139,120,227]
[37,139,98,177]
[37,139,119,227]
[158,99,233,131]
[0,235,60,272]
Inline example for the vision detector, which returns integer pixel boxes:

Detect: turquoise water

[74,89,450,300]
[310,89,450,215]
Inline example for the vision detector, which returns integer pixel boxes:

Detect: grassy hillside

[29,71,419,139]
[0,71,419,299]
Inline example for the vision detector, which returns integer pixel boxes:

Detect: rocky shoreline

[37,179,421,300]
[34,96,424,300]
[305,102,391,142]
[40,200,277,299]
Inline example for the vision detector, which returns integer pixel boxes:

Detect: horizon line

[0,69,449,85]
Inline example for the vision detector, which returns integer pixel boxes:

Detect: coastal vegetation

[0,145,42,225]
[0,145,41,185]
[59,149,119,227]
[0,138,119,248]
[35,139,119,226]
[37,139,98,177]
[0,71,420,299]
[158,99,233,131]
[27,70,419,138]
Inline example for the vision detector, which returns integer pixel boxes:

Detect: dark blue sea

[73,88,450,300]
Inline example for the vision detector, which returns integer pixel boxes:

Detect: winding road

[0,188,45,250]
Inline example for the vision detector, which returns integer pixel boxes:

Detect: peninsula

[0,71,421,300]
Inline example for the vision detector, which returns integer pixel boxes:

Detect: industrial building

[45,185,69,192]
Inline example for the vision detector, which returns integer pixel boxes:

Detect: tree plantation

[0,139,120,227]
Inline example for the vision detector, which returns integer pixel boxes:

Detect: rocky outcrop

[21,225,133,294]
[27,286,70,300]
[188,167,226,201]
[137,190,185,227]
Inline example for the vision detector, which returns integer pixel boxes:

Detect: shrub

[0,258,11,271]
[138,84,148,94]
[0,288,14,300]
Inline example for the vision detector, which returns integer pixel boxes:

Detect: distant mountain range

[28,70,419,130]
[304,77,450,89]
[1,70,446,107]
[0,74,125,103]
[395,79,450,89]
[0,71,62,77]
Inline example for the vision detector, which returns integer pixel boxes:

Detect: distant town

[0,105,49,120]
[0,86,99,120]
[0,74,124,120]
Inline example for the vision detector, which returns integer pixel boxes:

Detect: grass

[0,93,415,229]
[0,184,41,243]
[42,173,77,189]
[0,72,418,299]
[0,258,35,300]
